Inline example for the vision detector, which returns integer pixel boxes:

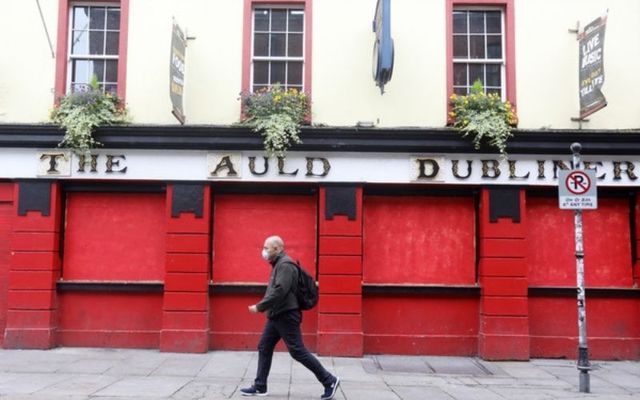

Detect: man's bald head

[263,236,285,261]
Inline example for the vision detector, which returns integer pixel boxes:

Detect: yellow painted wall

[126,0,243,124]
[0,0,57,122]
[312,0,446,127]
[516,0,640,129]
[1,0,638,130]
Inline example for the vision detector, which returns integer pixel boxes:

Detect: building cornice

[2,123,640,155]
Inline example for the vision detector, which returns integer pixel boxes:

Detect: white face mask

[261,249,270,261]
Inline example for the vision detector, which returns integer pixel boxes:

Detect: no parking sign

[558,169,598,209]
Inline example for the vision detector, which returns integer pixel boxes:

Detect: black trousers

[254,309,332,388]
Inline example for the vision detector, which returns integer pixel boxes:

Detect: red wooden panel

[529,297,640,359]
[479,258,526,278]
[166,233,209,253]
[0,182,14,202]
[58,292,162,348]
[10,252,60,270]
[319,237,362,255]
[164,273,209,292]
[165,185,211,234]
[319,255,362,275]
[481,277,527,296]
[11,232,59,252]
[166,253,209,273]
[480,188,527,239]
[319,187,363,236]
[363,196,475,285]
[482,297,528,316]
[318,294,361,314]
[363,296,479,355]
[63,193,166,281]
[527,197,633,287]
[209,294,317,351]
[212,195,316,283]
[319,275,362,294]
[0,202,12,346]
[480,238,526,258]
[164,292,208,311]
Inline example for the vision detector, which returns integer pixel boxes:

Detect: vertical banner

[170,21,187,124]
[578,14,607,119]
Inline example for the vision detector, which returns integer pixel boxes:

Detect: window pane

[254,9,269,31]
[94,59,105,82]
[453,35,468,58]
[253,84,268,92]
[107,9,120,30]
[287,62,303,86]
[486,64,501,87]
[72,60,91,86]
[486,88,501,96]
[486,11,501,34]
[453,63,467,86]
[454,87,467,95]
[469,12,485,34]
[453,11,467,34]
[73,7,89,29]
[105,60,118,82]
[288,33,303,57]
[270,61,285,84]
[253,61,269,84]
[469,35,485,59]
[271,9,286,31]
[469,64,484,86]
[254,33,268,56]
[104,84,117,94]
[106,32,119,55]
[270,33,286,56]
[72,31,88,54]
[289,10,304,32]
[89,31,104,55]
[90,7,106,29]
[486,35,502,59]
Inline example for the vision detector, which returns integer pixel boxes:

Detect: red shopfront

[0,125,638,360]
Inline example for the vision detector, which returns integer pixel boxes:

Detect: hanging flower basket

[50,76,128,154]
[449,80,518,157]
[240,84,310,156]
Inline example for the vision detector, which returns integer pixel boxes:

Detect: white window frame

[250,6,305,92]
[452,6,505,99]
[66,2,120,93]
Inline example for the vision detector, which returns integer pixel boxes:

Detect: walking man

[241,235,340,399]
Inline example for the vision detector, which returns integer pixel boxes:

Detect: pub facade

[0,0,638,360]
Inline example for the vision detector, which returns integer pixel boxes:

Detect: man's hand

[248,305,258,314]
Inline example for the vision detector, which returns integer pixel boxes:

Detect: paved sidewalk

[0,348,638,399]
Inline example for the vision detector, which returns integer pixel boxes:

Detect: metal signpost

[558,143,597,393]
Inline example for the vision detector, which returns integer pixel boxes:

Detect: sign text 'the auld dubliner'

[33,151,640,185]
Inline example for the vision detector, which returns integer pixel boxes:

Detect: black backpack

[293,261,319,310]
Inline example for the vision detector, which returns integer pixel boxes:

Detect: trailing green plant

[449,80,518,157]
[240,84,309,156]
[50,76,128,154]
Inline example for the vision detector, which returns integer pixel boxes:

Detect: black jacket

[256,252,299,318]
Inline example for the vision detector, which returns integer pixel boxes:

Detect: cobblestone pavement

[0,348,638,399]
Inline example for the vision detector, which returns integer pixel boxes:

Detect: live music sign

[558,169,598,209]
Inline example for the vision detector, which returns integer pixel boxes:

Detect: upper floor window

[251,8,304,92]
[68,5,120,93]
[452,9,504,97]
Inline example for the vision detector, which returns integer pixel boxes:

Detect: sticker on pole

[558,169,598,209]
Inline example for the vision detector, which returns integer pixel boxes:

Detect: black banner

[170,22,186,124]
[579,14,607,119]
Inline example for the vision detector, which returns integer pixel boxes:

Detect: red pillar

[160,184,211,353]
[317,186,363,357]
[478,188,530,360]
[5,181,61,349]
